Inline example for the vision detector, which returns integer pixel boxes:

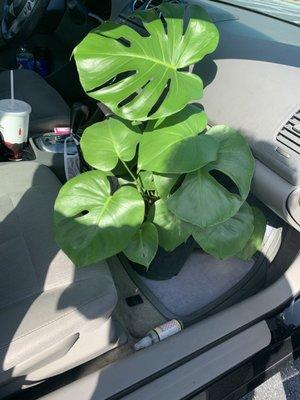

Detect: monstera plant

[54,3,266,269]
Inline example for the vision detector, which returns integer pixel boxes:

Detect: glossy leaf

[167,126,255,227]
[123,222,158,267]
[138,106,218,173]
[81,118,140,172]
[237,207,266,260]
[167,168,243,228]
[193,202,254,260]
[151,199,192,251]
[206,125,254,199]
[74,3,219,121]
[153,173,180,199]
[54,171,145,266]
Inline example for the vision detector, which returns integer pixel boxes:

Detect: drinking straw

[10,70,14,102]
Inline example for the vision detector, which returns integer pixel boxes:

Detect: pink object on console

[53,127,71,136]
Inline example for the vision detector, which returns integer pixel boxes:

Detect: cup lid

[0,99,32,115]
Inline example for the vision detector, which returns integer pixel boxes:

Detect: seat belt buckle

[64,135,80,181]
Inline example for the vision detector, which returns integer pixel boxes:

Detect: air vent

[276,109,300,154]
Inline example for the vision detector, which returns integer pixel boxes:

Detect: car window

[213,0,300,25]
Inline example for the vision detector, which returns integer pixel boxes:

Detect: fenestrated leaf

[123,222,158,267]
[138,106,218,173]
[206,125,254,199]
[237,207,266,260]
[192,202,254,260]
[74,3,219,121]
[147,103,207,132]
[81,118,140,172]
[54,171,145,266]
[167,126,255,227]
[151,199,192,251]
[153,173,180,199]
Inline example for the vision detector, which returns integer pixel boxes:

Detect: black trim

[105,298,298,400]
[185,327,300,400]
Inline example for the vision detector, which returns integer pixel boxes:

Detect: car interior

[0,0,299,399]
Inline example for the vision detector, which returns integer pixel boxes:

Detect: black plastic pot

[128,237,198,281]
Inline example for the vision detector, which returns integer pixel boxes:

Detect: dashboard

[192,0,300,230]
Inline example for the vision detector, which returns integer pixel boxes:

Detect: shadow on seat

[0,162,123,398]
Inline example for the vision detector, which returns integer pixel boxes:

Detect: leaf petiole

[120,160,144,194]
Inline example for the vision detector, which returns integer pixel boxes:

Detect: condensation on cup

[0,99,31,161]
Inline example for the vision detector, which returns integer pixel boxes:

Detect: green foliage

[153,173,180,199]
[74,3,219,121]
[167,125,255,227]
[237,207,266,260]
[150,199,192,252]
[138,106,219,174]
[54,3,266,268]
[80,118,141,171]
[123,222,158,267]
[54,171,145,266]
[192,202,254,260]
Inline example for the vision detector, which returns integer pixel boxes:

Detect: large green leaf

[138,106,218,173]
[81,118,140,172]
[151,199,192,251]
[74,3,219,121]
[123,222,158,267]
[193,202,254,260]
[167,126,255,227]
[54,171,145,266]
[206,125,255,199]
[167,168,243,228]
[237,207,266,260]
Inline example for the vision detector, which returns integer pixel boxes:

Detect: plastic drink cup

[0,99,31,161]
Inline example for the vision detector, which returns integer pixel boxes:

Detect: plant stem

[120,160,144,193]
[138,174,146,191]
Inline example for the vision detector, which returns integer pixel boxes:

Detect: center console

[0,102,89,182]
[34,132,77,154]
